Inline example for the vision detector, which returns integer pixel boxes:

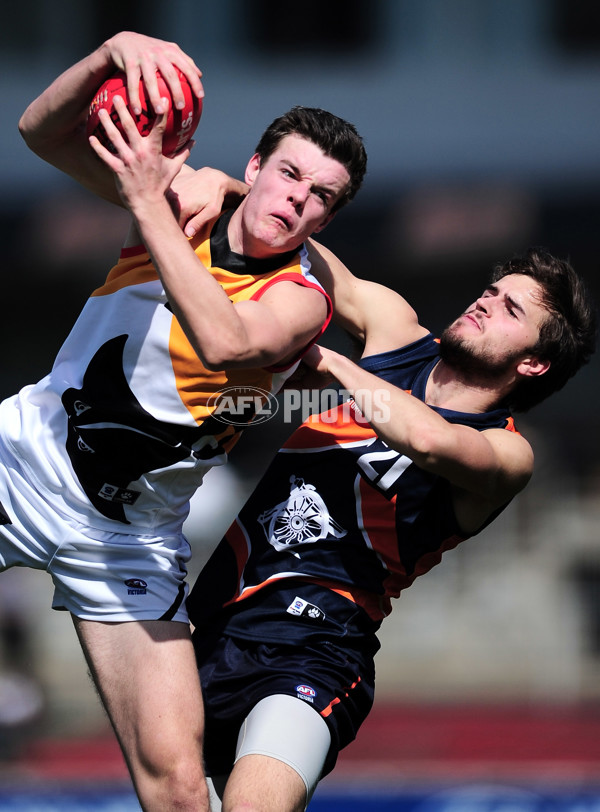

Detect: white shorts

[0,454,190,623]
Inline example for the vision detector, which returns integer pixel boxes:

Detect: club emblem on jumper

[258,476,346,554]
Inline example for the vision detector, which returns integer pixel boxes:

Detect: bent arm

[19,41,119,202]
[170,172,429,352]
[307,240,428,353]
[95,102,327,370]
[305,345,533,510]
[137,194,328,369]
[19,31,203,205]
[170,167,249,237]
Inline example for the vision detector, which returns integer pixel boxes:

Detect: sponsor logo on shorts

[125,578,147,595]
[286,597,326,622]
[296,684,317,703]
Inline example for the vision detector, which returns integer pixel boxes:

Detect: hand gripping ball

[86,67,202,157]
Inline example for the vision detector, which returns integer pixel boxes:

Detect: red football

[86,67,202,157]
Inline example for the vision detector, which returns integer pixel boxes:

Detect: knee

[134,740,209,810]
[157,754,206,789]
[224,799,304,812]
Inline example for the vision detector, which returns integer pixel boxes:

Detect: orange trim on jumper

[91,246,157,297]
[357,479,400,574]
[223,579,270,608]
[282,407,377,449]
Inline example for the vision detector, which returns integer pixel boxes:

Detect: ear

[517,356,550,378]
[244,153,261,187]
[312,211,337,234]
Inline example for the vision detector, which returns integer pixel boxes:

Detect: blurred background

[1,0,600,808]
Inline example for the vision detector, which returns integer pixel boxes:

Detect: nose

[288,181,310,210]
[474,295,490,315]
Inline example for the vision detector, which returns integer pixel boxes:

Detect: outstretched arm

[18,31,204,205]
[304,344,533,526]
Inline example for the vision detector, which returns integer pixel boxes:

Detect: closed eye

[506,295,525,318]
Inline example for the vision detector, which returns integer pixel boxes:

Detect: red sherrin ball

[86,68,202,157]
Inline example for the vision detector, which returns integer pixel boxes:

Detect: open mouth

[271,212,291,230]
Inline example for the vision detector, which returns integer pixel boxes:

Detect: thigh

[235,694,330,807]
[199,635,374,779]
[73,617,205,769]
[224,753,306,812]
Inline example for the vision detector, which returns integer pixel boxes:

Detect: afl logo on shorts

[296,684,317,703]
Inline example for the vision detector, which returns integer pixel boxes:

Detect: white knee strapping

[206,776,225,812]
[235,694,331,805]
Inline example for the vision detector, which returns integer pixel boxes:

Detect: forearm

[324,351,452,465]
[307,240,426,353]
[19,45,112,153]
[170,167,249,237]
[320,348,522,497]
[19,41,122,203]
[132,197,251,369]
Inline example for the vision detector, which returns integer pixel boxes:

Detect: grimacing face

[233,134,351,258]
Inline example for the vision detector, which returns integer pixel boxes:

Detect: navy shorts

[195,631,375,778]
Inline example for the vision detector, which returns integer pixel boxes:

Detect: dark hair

[254,106,367,212]
[492,247,597,412]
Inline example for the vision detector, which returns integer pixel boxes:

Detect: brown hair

[492,247,597,411]
[254,106,367,212]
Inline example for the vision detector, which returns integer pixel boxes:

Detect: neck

[227,202,274,259]
[425,359,512,413]
[226,206,245,255]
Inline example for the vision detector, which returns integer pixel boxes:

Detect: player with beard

[187,245,596,812]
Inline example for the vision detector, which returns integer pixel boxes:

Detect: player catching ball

[12,31,367,812]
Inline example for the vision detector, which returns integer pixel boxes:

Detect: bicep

[435,426,533,505]
[232,283,329,367]
[307,239,426,349]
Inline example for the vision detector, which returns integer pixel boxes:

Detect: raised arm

[18,31,203,205]
[307,239,428,353]
[305,344,534,531]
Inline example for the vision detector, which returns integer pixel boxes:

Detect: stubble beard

[438,323,522,383]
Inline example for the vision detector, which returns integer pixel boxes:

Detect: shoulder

[452,428,533,534]
[258,278,329,318]
[483,426,534,483]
